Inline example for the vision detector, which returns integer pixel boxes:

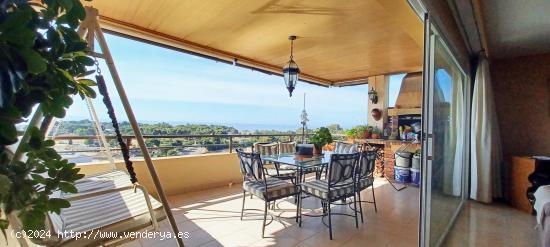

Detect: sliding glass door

[420,14,470,247]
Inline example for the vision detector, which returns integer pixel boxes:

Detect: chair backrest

[327,153,360,187]
[253,142,279,156]
[357,150,376,180]
[279,141,296,154]
[236,148,266,184]
[334,141,358,154]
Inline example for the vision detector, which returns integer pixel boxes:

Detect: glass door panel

[428,36,467,246]
[420,16,469,246]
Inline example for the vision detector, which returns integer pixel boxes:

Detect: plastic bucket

[410,168,420,186]
[395,151,412,167]
[394,166,410,183]
[412,153,421,169]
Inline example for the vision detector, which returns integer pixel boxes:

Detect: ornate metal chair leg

[241,190,246,220]
[295,193,300,223]
[358,191,364,223]
[298,191,302,227]
[328,200,333,240]
[372,187,378,212]
[262,201,268,238]
[353,194,359,228]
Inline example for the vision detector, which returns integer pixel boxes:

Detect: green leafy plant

[344,128,357,138]
[370,126,382,139]
[309,127,333,149]
[0,0,94,234]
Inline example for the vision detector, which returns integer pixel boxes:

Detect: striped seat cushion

[51,189,163,233]
[278,164,297,171]
[265,168,296,177]
[301,179,355,200]
[243,177,297,200]
[356,177,374,190]
[302,166,321,173]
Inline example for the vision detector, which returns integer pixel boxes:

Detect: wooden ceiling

[83,0,423,86]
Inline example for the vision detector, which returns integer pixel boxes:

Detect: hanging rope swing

[94,60,138,184]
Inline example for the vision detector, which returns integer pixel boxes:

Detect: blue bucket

[410,168,420,186]
[394,166,410,183]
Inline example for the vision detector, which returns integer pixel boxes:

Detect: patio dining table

[261,152,332,184]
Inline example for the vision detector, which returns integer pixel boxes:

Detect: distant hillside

[54,120,297,136]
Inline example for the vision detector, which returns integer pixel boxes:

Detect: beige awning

[83,0,423,86]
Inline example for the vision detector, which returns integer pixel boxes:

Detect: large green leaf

[58,182,77,194]
[0,121,18,145]
[69,1,86,20]
[48,198,71,213]
[0,9,32,31]
[18,49,47,74]
[77,78,96,86]
[57,0,73,12]
[2,27,36,48]
[75,55,95,66]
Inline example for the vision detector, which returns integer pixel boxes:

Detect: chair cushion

[265,168,296,177]
[335,142,358,154]
[301,179,355,201]
[243,177,297,200]
[302,165,322,174]
[356,177,374,190]
[279,164,297,170]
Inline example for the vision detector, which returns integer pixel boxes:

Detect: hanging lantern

[368,87,378,104]
[283,35,300,97]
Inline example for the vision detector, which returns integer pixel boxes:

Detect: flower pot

[313,145,323,155]
[371,133,380,139]
[364,132,371,139]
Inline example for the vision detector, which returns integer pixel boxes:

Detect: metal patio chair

[254,142,297,183]
[236,149,300,237]
[299,152,361,240]
[355,150,378,222]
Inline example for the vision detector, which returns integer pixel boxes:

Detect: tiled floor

[444,201,538,247]
[121,178,537,247]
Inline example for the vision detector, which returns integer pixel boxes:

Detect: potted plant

[371,126,382,139]
[344,128,356,142]
[308,127,333,155]
[354,125,369,139]
[0,0,95,236]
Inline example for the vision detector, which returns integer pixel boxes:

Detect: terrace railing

[52,133,345,159]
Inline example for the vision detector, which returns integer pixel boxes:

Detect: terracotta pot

[371,108,382,121]
[364,132,371,139]
[372,133,380,139]
[313,145,323,155]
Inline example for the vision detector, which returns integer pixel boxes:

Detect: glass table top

[261,152,332,168]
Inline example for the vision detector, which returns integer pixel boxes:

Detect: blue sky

[66,34,405,131]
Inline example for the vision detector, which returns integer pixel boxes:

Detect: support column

[367,75,389,130]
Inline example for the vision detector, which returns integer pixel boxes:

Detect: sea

[143,121,302,132]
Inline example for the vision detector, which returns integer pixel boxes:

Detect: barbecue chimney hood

[388,72,422,115]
